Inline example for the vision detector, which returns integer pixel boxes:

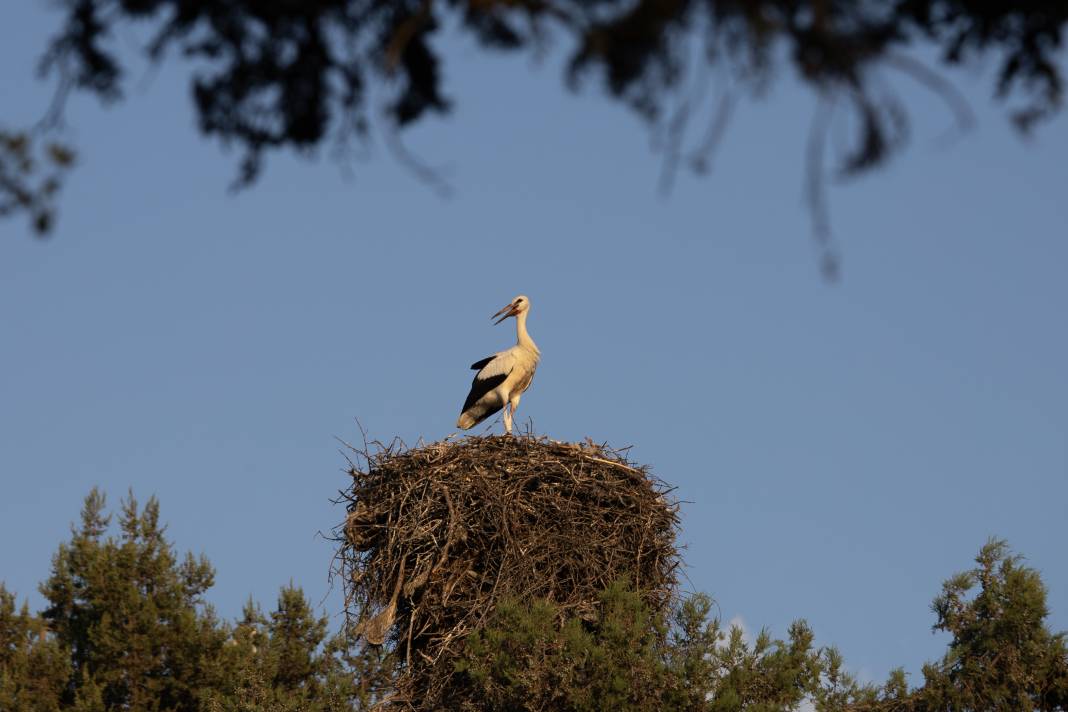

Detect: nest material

[335,433,680,708]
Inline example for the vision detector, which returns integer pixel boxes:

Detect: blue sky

[2,1,1066,685]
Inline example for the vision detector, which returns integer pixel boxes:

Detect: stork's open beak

[492,301,519,325]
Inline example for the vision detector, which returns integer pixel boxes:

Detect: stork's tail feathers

[458,391,505,430]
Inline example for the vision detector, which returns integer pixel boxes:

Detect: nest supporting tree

[334,432,680,708]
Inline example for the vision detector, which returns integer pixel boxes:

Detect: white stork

[456,295,540,435]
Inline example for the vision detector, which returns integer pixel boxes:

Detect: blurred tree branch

[0,130,75,236]
[3,0,1065,252]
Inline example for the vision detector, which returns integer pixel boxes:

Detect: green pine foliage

[911,539,1068,711]
[704,619,820,712]
[2,491,1066,711]
[3,489,395,712]
[812,539,1068,712]
[457,582,671,711]
[205,586,394,711]
[38,489,226,710]
[457,582,822,711]
[0,584,68,711]
[455,541,1068,712]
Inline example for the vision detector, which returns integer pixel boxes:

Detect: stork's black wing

[462,372,509,413]
[461,352,515,414]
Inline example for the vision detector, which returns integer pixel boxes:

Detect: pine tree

[8,488,1068,712]
[267,584,329,695]
[812,539,1068,712]
[0,584,68,712]
[38,489,228,710]
[911,539,1068,711]
[321,624,396,710]
[8,489,396,712]
[457,582,824,711]
[704,618,819,712]
[207,585,392,711]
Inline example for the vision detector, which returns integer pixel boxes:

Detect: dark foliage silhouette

[5,1,1067,269]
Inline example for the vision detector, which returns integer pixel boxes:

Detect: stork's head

[492,295,530,324]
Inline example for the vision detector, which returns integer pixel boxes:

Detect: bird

[456,295,540,435]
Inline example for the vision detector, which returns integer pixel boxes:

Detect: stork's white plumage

[456,295,540,435]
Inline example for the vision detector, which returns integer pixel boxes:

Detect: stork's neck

[515,310,538,353]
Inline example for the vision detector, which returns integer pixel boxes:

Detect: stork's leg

[508,393,522,434]
[503,403,513,435]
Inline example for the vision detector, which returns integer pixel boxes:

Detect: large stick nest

[334,433,680,708]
